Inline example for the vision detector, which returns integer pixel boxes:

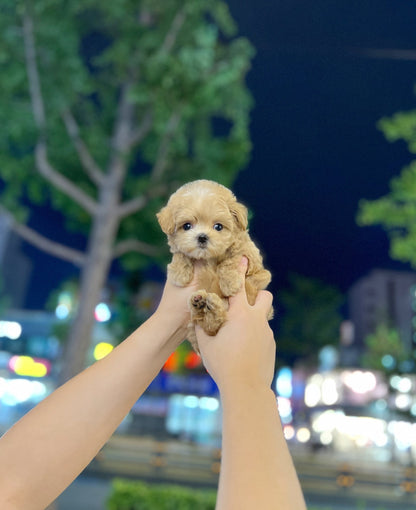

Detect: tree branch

[117,183,168,219]
[151,110,182,182]
[116,194,148,220]
[22,10,98,216]
[128,109,153,148]
[110,82,136,159]
[3,210,86,267]
[61,109,105,186]
[112,239,161,259]
[35,142,98,215]
[161,7,187,53]
[22,11,46,131]
[127,8,186,148]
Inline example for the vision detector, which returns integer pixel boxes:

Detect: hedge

[107,479,217,510]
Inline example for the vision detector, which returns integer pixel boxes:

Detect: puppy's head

[157,180,248,260]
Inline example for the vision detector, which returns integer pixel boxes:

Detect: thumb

[228,256,249,307]
[254,290,274,316]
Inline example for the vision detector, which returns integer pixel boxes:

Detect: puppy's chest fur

[196,261,227,299]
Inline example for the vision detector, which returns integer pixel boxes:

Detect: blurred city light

[390,375,412,393]
[277,396,292,424]
[283,424,295,440]
[304,374,323,407]
[183,395,199,409]
[0,377,48,406]
[0,320,22,340]
[275,367,293,398]
[55,303,70,320]
[321,377,339,405]
[94,303,111,322]
[199,397,219,412]
[395,393,412,410]
[343,370,377,394]
[166,394,221,444]
[320,431,333,445]
[388,421,416,451]
[184,351,202,370]
[55,291,73,319]
[8,355,51,377]
[381,354,395,370]
[305,369,386,408]
[296,427,311,443]
[93,342,114,361]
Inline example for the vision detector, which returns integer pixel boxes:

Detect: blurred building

[0,213,32,308]
[348,269,416,354]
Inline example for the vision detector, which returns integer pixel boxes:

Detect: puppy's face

[157,180,248,260]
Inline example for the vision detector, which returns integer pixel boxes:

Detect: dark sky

[23,0,416,308]
[227,0,416,297]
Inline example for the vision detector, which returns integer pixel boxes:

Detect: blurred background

[1,1,416,508]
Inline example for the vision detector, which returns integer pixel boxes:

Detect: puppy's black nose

[197,234,209,245]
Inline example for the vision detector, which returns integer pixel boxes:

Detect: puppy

[157,179,272,352]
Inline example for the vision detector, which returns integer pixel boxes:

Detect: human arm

[0,276,197,510]
[196,259,306,510]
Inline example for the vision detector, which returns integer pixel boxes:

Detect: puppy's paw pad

[190,291,207,310]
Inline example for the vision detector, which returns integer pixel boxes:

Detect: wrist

[146,310,188,351]
[219,379,275,403]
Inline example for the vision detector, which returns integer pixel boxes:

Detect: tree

[361,323,409,374]
[357,108,416,268]
[277,274,344,367]
[0,0,254,381]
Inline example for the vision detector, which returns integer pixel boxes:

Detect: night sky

[229,0,416,296]
[23,0,416,308]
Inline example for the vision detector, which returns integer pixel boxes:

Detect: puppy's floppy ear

[230,201,248,230]
[157,206,176,234]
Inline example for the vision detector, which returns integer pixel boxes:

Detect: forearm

[0,312,184,510]
[217,385,306,510]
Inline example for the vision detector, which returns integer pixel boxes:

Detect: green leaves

[108,479,217,510]
[0,0,254,270]
[378,110,416,153]
[361,324,408,374]
[357,111,416,268]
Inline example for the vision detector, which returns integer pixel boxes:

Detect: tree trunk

[58,86,135,384]
[59,203,119,383]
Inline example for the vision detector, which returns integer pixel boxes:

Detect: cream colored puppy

[157,179,272,351]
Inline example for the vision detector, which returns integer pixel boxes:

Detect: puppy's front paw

[190,290,209,310]
[168,253,194,287]
[219,273,242,297]
[189,290,226,335]
[217,259,242,297]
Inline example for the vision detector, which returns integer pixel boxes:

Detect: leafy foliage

[357,105,416,268]
[361,323,409,374]
[277,274,344,366]
[107,479,217,510]
[0,0,254,257]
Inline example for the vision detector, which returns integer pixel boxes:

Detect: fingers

[238,256,249,275]
[228,257,249,307]
[255,290,274,316]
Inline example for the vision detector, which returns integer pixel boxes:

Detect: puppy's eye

[213,223,223,232]
[182,223,192,231]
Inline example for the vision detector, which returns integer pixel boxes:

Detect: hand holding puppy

[195,257,275,394]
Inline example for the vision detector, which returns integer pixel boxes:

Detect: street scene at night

[2,1,416,509]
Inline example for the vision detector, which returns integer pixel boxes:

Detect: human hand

[195,258,275,395]
[152,262,201,348]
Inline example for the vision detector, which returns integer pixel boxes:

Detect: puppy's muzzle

[197,233,209,246]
